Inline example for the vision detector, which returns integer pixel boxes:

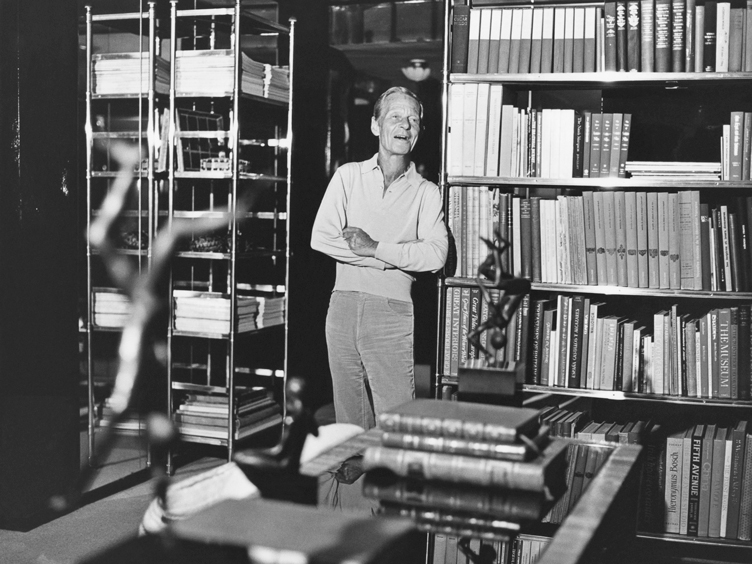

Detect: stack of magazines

[362,400,566,542]
[174,387,282,441]
[625,161,722,181]
[175,50,265,97]
[264,65,290,102]
[92,52,170,96]
[173,290,259,334]
[255,296,285,328]
[92,288,131,328]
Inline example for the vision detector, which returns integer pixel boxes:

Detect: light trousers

[325,291,415,430]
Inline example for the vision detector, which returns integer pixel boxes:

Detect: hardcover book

[377,400,541,443]
[362,439,569,493]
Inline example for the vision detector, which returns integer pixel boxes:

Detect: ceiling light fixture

[401,58,431,82]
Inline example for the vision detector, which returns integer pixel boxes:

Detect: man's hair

[372,86,424,122]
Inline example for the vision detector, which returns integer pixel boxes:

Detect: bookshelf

[82,3,165,466]
[82,0,293,474]
[164,0,292,469]
[437,0,752,561]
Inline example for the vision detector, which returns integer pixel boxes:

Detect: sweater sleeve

[374,182,448,273]
[310,168,388,270]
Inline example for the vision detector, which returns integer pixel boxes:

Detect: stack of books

[625,161,722,181]
[173,290,259,334]
[174,386,282,441]
[99,397,146,432]
[264,65,290,102]
[92,288,131,328]
[175,50,266,97]
[91,52,170,96]
[256,296,285,328]
[362,400,567,542]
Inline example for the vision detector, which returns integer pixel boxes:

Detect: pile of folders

[361,399,569,542]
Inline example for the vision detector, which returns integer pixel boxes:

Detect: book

[726,420,748,538]
[680,428,694,534]
[626,0,641,70]
[672,0,686,71]
[737,432,752,540]
[362,473,551,522]
[362,439,570,493]
[467,8,482,73]
[704,0,718,70]
[709,426,729,537]
[664,430,684,533]
[655,0,673,70]
[636,191,649,288]
[616,0,629,70]
[641,0,656,71]
[604,1,619,70]
[647,191,660,289]
[716,1,731,71]
[451,2,472,73]
[614,190,628,287]
[378,400,541,443]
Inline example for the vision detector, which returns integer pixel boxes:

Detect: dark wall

[0,1,81,528]
[278,1,336,409]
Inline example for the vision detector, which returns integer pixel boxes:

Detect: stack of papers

[92,53,169,95]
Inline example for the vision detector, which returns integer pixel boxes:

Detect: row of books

[172,291,285,334]
[639,421,752,540]
[722,110,752,181]
[531,296,752,400]
[363,400,568,542]
[443,285,752,400]
[447,84,633,180]
[432,533,550,564]
[174,50,290,100]
[174,386,282,440]
[451,2,752,74]
[447,189,752,292]
[91,52,170,96]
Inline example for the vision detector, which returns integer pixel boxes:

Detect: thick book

[616,0,629,70]
[680,428,694,534]
[627,0,641,70]
[604,2,619,70]
[531,197,543,282]
[553,7,567,72]
[593,191,608,285]
[477,8,493,74]
[716,1,731,71]
[378,399,541,443]
[172,498,418,564]
[362,439,569,493]
[530,8,544,73]
[704,0,718,70]
[686,0,697,70]
[668,193,681,289]
[647,192,660,289]
[540,7,555,73]
[451,2,472,73]
[655,0,673,70]
[362,473,551,522]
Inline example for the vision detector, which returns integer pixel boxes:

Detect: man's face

[371,93,421,156]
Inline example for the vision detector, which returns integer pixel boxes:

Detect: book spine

[451,3,472,73]
[362,445,563,492]
[655,0,673,70]
[627,0,641,70]
[641,0,656,70]
[664,432,684,533]
[688,427,703,535]
[672,0,686,71]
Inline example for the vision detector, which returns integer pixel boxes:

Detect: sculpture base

[457,361,525,407]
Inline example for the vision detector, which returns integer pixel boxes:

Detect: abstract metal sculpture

[466,230,531,366]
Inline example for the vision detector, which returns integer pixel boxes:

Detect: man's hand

[343,226,377,257]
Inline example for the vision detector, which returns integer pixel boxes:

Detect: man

[311,86,448,429]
